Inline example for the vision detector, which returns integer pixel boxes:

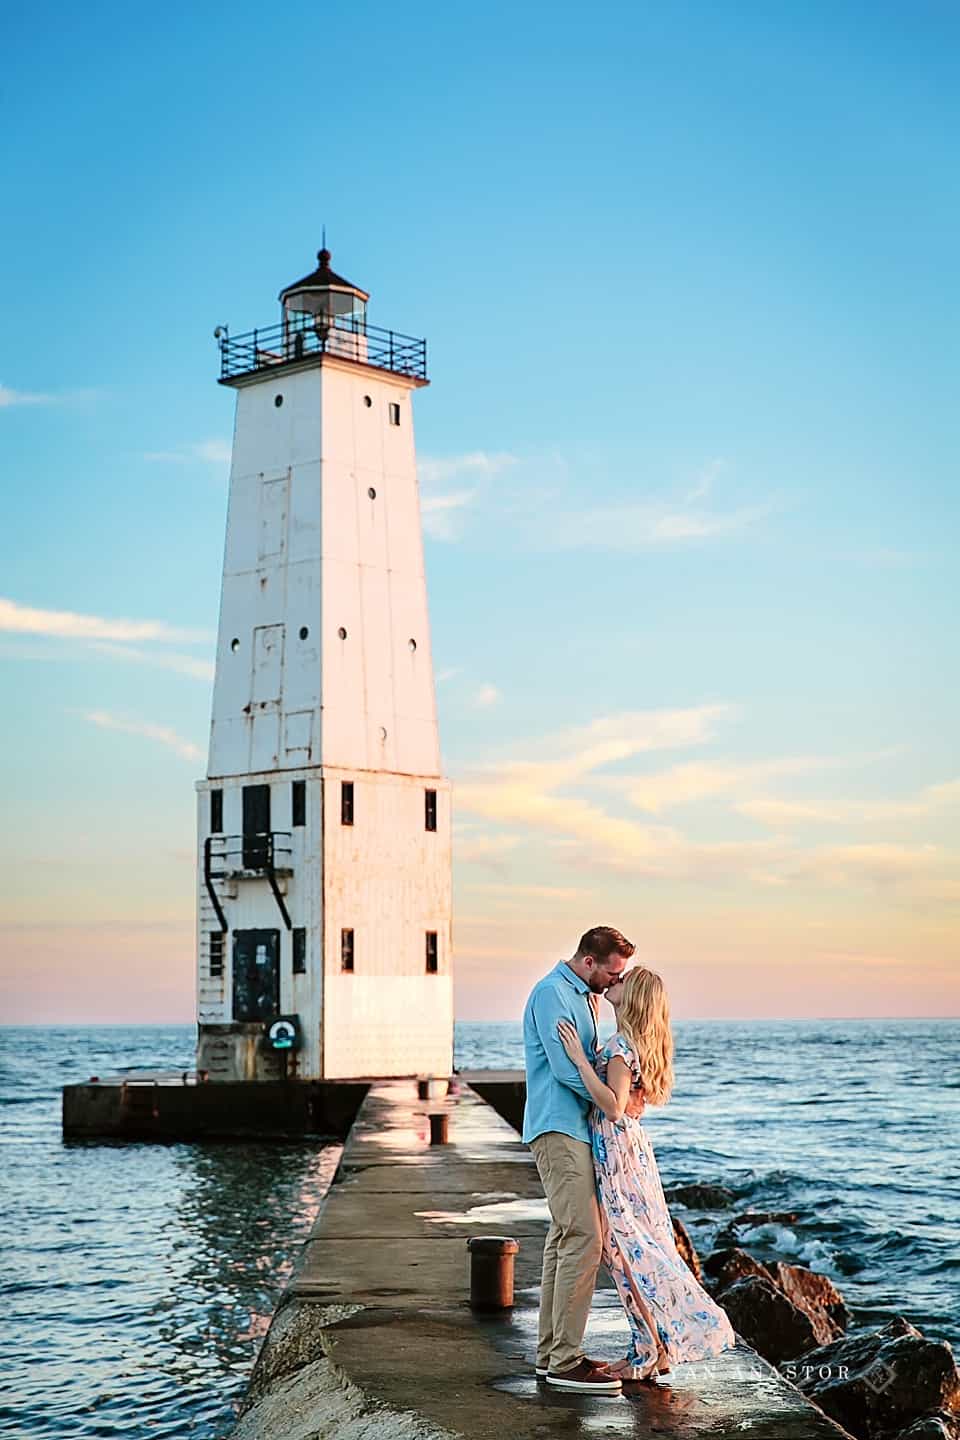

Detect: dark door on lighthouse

[232,930,280,1021]
[242,783,271,869]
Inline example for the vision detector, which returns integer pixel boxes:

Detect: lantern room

[279,247,369,341]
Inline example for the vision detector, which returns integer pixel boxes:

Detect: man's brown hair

[576,926,636,962]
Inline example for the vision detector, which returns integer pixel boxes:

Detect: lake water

[2,1019,957,1436]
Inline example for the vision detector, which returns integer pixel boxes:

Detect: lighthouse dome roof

[279,248,370,304]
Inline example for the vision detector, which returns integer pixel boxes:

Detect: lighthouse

[195,248,453,1083]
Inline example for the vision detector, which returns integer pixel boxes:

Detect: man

[522,925,641,1392]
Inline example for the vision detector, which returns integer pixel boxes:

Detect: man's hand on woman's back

[623,1089,645,1118]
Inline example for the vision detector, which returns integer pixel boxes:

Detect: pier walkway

[232,1079,855,1440]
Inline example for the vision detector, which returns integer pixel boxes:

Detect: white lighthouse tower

[195,247,452,1083]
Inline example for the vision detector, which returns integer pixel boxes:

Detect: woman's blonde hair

[617,967,674,1106]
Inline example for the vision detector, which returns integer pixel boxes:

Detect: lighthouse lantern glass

[284,287,366,337]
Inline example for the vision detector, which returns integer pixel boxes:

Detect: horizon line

[1,1015,957,1028]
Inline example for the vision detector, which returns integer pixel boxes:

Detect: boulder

[790,1317,960,1440]
[671,1213,702,1280]
[664,1182,736,1209]
[716,1273,825,1363]
[767,1258,851,1332]
[894,1415,960,1440]
[703,1245,774,1293]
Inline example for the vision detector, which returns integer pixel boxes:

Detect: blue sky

[1,0,957,1022]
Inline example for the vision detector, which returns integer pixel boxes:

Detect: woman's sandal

[610,1343,671,1382]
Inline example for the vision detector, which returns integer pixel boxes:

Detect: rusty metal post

[467,1236,520,1311]
[428,1111,449,1144]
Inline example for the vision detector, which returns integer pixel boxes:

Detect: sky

[1,1,957,1024]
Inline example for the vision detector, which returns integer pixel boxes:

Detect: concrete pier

[231,1080,857,1439]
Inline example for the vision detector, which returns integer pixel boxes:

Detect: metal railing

[204,831,294,933]
[207,831,293,875]
[218,314,427,382]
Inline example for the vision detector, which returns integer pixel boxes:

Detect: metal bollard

[467,1236,520,1311]
[428,1111,449,1145]
[417,1078,432,1101]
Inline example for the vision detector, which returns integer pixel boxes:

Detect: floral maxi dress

[589,1032,737,1377]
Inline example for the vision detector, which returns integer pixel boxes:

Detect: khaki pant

[529,1130,602,1373]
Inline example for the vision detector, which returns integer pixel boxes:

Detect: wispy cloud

[462,880,589,900]
[786,842,959,902]
[0,384,97,410]
[623,755,852,814]
[0,384,54,408]
[738,779,960,828]
[454,705,737,876]
[144,438,232,466]
[418,451,778,551]
[453,832,523,867]
[537,495,776,550]
[0,597,211,646]
[419,451,516,540]
[421,489,480,540]
[83,710,203,763]
[452,707,959,900]
[618,754,903,812]
[419,451,517,486]
[0,919,188,934]
[89,642,214,681]
[473,683,501,708]
[684,457,726,504]
[532,706,735,766]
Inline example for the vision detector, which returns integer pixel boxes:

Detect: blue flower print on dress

[587,1029,737,1379]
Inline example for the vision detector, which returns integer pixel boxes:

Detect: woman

[558,966,736,1381]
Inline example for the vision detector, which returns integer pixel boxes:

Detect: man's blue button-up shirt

[522,959,599,1146]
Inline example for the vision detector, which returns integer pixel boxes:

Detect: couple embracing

[521,926,736,1393]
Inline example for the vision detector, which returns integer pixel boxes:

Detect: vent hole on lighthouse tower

[230,638,240,653]
[299,626,309,640]
[338,626,348,640]
[408,638,417,651]
[363,395,372,408]
[274,394,284,408]
[368,487,376,499]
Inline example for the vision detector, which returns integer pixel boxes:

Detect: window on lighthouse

[209,932,224,977]
[388,402,400,426]
[341,781,354,825]
[341,928,355,973]
[424,789,437,832]
[292,781,306,827]
[425,931,439,974]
